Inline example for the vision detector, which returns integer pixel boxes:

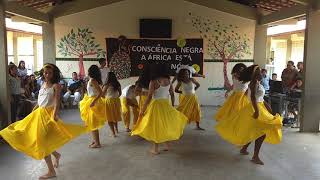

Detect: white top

[181,81,195,95]
[233,78,249,92]
[18,68,28,77]
[121,85,135,99]
[100,67,110,85]
[142,88,149,92]
[38,86,55,107]
[105,86,120,98]
[8,75,23,95]
[176,65,196,78]
[87,79,99,97]
[153,85,170,99]
[247,83,265,103]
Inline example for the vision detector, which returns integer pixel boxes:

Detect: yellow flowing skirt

[105,97,122,123]
[139,95,147,111]
[215,102,282,146]
[177,94,201,123]
[121,98,129,113]
[0,107,87,160]
[131,99,188,143]
[214,91,249,121]
[80,94,106,131]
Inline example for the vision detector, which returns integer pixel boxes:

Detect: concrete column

[300,8,320,132]
[266,37,271,64]
[0,1,10,129]
[253,25,268,68]
[33,38,38,71]
[42,20,55,65]
[13,33,18,64]
[286,38,292,63]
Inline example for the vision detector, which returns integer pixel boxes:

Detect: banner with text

[106,38,203,79]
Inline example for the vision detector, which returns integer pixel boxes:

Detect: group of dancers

[0,62,282,179]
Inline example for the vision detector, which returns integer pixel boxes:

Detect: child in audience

[8,64,23,123]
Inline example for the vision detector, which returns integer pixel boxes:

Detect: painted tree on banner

[57,28,106,79]
[190,13,251,90]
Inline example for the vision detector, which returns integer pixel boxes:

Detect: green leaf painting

[57,27,106,78]
[189,13,252,90]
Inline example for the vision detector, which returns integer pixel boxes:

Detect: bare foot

[251,157,264,165]
[109,134,117,138]
[195,127,205,131]
[149,150,160,155]
[53,153,61,168]
[240,149,249,155]
[126,128,131,132]
[39,171,56,179]
[89,143,102,148]
[163,144,170,151]
[88,142,95,147]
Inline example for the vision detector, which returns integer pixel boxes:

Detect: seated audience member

[272,73,277,81]
[17,75,37,120]
[37,70,45,87]
[261,69,270,92]
[17,60,28,80]
[8,64,24,123]
[63,72,83,105]
[30,74,40,98]
[285,78,303,126]
[290,78,303,92]
[281,61,299,92]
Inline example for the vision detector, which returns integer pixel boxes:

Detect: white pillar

[33,38,38,72]
[0,0,10,128]
[13,33,18,64]
[286,38,292,63]
[42,20,55,65]
[253,25,268,68]
[300,7,320,132]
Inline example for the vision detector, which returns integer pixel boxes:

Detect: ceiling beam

[5,1,50,23]
[184,0,258,20]
[259,4,307,25]
[290,0,309,5]
[49,0,125,18]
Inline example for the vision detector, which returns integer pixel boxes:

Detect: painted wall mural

[57,28,106,78]
[189,13,252,90]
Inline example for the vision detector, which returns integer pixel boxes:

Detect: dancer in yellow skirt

[121,84,139,132]
[175,69,204,130]
[0,64,86,179]
[215,63,249,122]
[80,65,106,148]
[135,65,151,112]
[215,65,282,165]
[132,64,188,155]
[102,72,122,137]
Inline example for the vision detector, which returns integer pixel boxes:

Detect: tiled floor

[1,107,320,180]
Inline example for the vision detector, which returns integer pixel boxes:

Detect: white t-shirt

[176,65,196,78]
[121,85,135,99]
[100,67,110,84]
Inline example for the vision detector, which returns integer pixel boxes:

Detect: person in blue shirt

[261,69,270,92]
[63,72,83,105]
